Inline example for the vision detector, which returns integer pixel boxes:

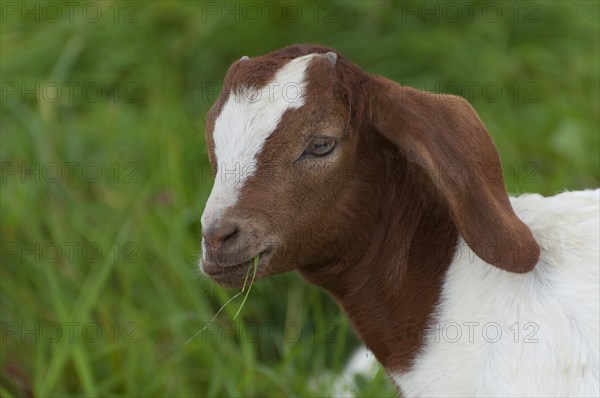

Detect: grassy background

[1,1,598,397]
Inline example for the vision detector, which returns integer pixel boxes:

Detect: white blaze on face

[201,54,316,233]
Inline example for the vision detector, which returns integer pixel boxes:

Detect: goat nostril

[220,225,237,243]
[202,221,238,247]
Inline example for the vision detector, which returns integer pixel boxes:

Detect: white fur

[201,54,315,247]
[393,189,600,397]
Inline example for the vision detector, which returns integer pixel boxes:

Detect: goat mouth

[201,248,272,287]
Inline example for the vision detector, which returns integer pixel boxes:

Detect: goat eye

[306,137,336,157]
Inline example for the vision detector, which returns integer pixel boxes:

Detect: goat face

[200,45,541,288]
[200,49,364,287]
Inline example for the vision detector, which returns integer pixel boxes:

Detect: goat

[199,44,600,397]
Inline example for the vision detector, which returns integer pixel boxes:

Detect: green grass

[1,1,598,397]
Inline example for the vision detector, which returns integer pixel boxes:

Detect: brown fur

[201,44,540,372]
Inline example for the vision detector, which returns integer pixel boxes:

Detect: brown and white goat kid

[199,45,600,397]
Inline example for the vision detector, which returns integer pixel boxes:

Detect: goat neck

[299,148,459,373]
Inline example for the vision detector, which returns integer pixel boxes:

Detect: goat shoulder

[394,189,600,396]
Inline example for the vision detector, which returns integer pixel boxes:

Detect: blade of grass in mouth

[233,254,259,320]
[185,254,259,345]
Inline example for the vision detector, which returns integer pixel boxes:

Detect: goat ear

[367,76,540,273]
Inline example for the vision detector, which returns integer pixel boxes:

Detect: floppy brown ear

[367,75,540,273]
